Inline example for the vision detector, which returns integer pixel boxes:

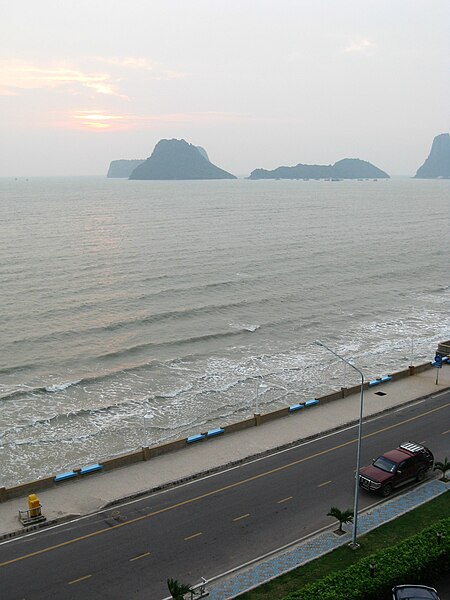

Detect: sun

[72,111,126,130]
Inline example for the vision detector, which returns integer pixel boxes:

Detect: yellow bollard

[28,494,41,518]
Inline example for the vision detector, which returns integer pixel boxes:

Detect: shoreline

[0,353,449,540]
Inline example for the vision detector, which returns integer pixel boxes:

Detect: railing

[189,577,209,598]
[18,506,46,526]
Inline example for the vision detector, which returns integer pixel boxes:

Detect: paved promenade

[0,365,449,543]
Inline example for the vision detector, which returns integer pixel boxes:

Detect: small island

[249,158,390,180]
[128,139,237,180]
[107,160,145,178]
[414,133,450,179]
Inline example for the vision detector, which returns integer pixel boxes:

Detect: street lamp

[315,340,365,549]
[254,378,289,415]
[255,379,268,415]
[143,413,152,448]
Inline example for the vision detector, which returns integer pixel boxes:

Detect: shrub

[283,517,450,600]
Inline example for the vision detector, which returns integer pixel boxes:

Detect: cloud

[95,56,186,80]
[67,110,244,131]
[0,57,185,99]
[0,60,125,97]
[344,39,375,53]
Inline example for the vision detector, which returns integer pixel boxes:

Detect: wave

[230,322,260,333]
[428,284,450,294]
[0,325,261,404]
[94,327,256,363]
[0,397,143,442]
[3,299,268,349]
[0,360,157,403]
[45,380,82,393]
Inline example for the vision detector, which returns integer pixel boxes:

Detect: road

[1,391,449,600]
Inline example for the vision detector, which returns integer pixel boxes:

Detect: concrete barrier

[3,476,56,501]
[145,439,186,460]
[260,407,289,424]
[223,417,256,434]
[102,450,144,472]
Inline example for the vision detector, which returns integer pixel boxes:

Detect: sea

[0,176,449,487]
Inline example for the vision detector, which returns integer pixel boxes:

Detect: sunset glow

[1,1,448,176]
[71,111,126,131]
[0,60,122,97]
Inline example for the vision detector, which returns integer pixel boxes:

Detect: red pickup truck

[359,441,434,497]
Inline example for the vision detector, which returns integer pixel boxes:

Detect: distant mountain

[249,158,389,180]
[129,139,236,180]
[414,133,450,179]
[107,160,145,178]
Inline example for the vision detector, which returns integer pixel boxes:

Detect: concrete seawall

[0,357,444,503]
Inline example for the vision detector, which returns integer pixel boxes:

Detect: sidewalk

[0,365,449,541]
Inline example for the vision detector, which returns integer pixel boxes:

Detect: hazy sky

[1,0,449,177]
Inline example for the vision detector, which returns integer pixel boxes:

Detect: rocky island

[128,139,236,180]
[107,160,145,178]
[414,133,450,179]
[249,158,390,180]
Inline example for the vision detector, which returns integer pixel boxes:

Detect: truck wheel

[416,469,425,482]
[381,483,393,497]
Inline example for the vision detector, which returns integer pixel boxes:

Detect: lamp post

[315,340,365,549]
[254,378,289,415]
[255,379,268,415]
[143,413,152,448]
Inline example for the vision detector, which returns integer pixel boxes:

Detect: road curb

[0,514,80,542]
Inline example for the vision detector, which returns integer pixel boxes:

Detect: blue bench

[187,434,206,444]
[80,463,103,475]
[288,403,304,413]
[54,470,77,483]
[369,375,392,387]
[207,427,224,438]
[305,399,319,407]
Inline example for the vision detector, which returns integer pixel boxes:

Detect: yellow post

[28,494,41,518]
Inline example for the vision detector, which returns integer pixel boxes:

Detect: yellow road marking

[277,496,293,504]
[233,513,250,521]
[184,532,203,541]
[68,574,92,585]
[1,401,448,569]
[442,429,450,435]
[129,551,151,562]
[318,480,332,488]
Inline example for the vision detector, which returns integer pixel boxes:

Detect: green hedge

[283,518,450,600]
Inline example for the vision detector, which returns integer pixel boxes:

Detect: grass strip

[237,490,449,600]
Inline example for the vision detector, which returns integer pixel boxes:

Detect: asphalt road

[1,391,449,600]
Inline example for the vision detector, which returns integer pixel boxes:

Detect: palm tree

[167,578,191,599]
[327,506,354,534]
[434,457,450,481]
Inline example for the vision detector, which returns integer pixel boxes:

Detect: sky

[1,0,449,177]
